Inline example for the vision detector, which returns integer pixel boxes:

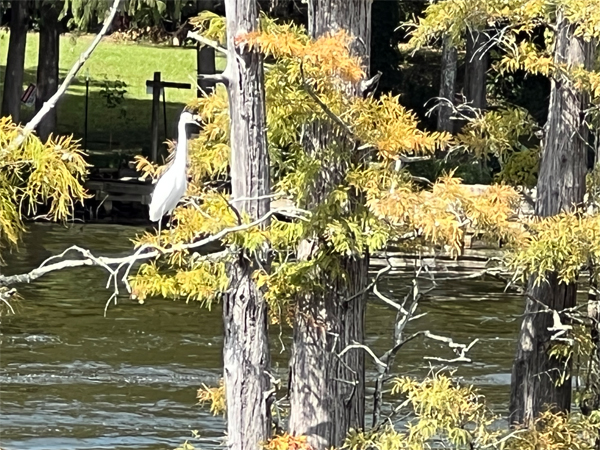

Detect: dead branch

[0,287,17,314]
[10,0,121,149]
[187,30,228,55]
[338,261,478,427]
[0,208,311,313]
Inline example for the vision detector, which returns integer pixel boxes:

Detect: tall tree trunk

[437,35,457,133]
[288,1,371,448]
[464,28,488,112]
[222,1,272,450]
[1,0,29,123]
[509,13,595,426]
[35,2,61,142]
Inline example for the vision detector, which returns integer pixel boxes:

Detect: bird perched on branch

[149,110,200,234]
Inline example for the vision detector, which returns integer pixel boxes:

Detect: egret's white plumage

[149,111,198,225]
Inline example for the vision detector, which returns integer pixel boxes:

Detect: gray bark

[437,35,457,133]
[509,13,595,425]
[221,1,272,450]
[35,1,61,142]
[1,0,29,123]
[288,1,371,448]
[464,29,488,113]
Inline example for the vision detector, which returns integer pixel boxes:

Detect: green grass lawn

[0,31,225,161]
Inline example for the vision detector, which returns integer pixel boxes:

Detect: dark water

[0,224,524,450]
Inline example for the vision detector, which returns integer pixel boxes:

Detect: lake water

[0,223,525,450]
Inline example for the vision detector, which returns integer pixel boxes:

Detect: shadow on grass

[1,66,197,157]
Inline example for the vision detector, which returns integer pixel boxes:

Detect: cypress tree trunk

[1,0,29,123]
[35,1,61,142]
[509,13,595,425]
[222,1,272,449]
[464,29,488,112]
[288,1,371,448]
[437,35,457,133]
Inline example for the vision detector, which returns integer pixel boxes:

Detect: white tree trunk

[222,1,272,449]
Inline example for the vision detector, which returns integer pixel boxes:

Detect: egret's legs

[157,220,162,244]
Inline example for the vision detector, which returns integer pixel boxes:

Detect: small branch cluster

[338,258,480,427]
[0,208,310,315]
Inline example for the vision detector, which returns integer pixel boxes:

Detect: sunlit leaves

[509,213,600,284]
[0,117,88,256]
[197,379,226,416]
[351,94,451,160]
[262,433,313,450]
[133,11,524,313]
[502,409,600,450]
[410,0,600,102]
[364,172,522,257]
[454,106,537,163]
[391,373,499,449]
[344,426,407,450]
[130,259,229,307]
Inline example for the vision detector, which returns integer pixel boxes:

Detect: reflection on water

[1,223,524,450]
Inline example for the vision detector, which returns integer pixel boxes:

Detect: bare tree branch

[0,287,17,314]
[0,207,310,290]
[9,0,121,149]
[187,30,228,55]
[338,261,478,427]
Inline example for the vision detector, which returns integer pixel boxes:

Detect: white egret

[149,111,199,234]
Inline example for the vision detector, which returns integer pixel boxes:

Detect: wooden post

[150,71,161,163]
[197,43,217,96]
[146,74,191,163]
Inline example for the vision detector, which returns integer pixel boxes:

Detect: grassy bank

[0,31,225,157]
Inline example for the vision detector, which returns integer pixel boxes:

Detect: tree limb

[187,30,228,55]
[0,207,310,289]
[10,0,121,148]
[299,63,356,140]
[198,73,229,85]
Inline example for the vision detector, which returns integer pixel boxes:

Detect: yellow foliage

[130,260,229,307]
[244,28,364,84]
[509,213,600,284]
[132,12,525,312]
[391,373,499,449]
[197,379,226,416]
[351,94,451,160]
[503,409,600,450]
[410,0,600,102]
[262,434,313,450]
[0,117,89,256]
[343,372,499,450]
[455,106,537,162]
[364,173,522,257]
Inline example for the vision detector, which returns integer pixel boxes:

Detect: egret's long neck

[174,122,188,166]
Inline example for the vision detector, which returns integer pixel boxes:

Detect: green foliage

[0,118,88,258]
[509,213,600,284]
[129,12,521,322]
[344,372,499,450]
[130,259,229,307]
[64,0,186,30]
[453,105,540,187]
[99,78,127,113]
[495,147,539,188]
[455,106,537,165]
[343,371,600,450]
[502,410,600,450]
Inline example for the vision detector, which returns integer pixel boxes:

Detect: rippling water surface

[1,223,525,450]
